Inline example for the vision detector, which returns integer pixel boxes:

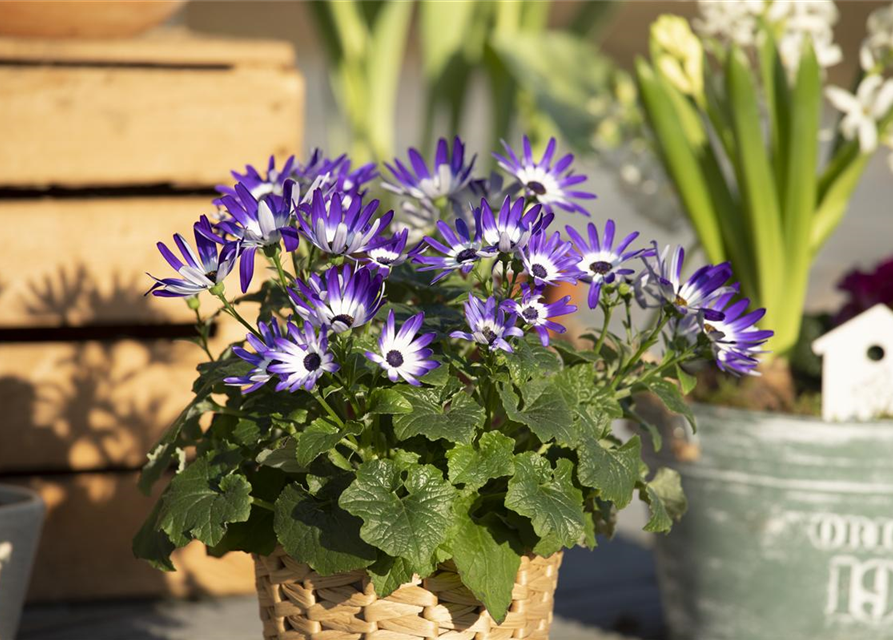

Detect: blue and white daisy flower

[519,231,583,288]
[502,285,577,347]
[147,220,240,298]
[479,196,550,255]
[267,322,340,392]
[297,189,393,257]
[384,136,476,206]
[565,220,650,309]
[214,181,301,292]
[217,155,298,203]
[415,212,495,283]
[363,229,414,276]
[493,136,596,217]
[638,243,734,320]
[288,264,386,333]
[698,292,773,376]
[224,320,284,393]
[365,310,439,386]
[450,295,524,354]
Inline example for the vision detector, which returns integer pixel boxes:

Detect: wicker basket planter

[253,547,563,640]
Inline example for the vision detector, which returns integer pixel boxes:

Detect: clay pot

[0,1,185,39]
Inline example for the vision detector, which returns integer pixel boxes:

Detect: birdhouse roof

[812,304,893,355]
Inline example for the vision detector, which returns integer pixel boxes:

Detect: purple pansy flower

[415,211,495,284]
[493,136,596,216]
[224,320,284,393]
[297,189,393,257]
[565,220,649,309]
[288,264,386,334]
[451,295,524,353]
[214,181,301,292]
[365,310,439,386]
[479,196,550,254]
[502,285,576,347]
[267,322,340,392]
[637,243,734,320]
[519,231,583,288]
[147,220,240,298]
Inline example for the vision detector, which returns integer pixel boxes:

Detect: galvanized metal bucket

[652,405,893,640]
[0,484,44,640]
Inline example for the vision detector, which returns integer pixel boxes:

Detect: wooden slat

[0,196,265,327]
[0,62,303,187]
[0,319,246,473]
[4,472,255,603]
[0,29,296,68]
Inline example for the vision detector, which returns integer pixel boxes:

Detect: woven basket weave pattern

[254,547,563,640]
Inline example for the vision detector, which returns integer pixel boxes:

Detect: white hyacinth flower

[769,1,841,74]
[826,74,893,154]
[693,0,766,47]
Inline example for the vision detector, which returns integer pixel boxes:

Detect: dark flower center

[526,181,547,195]
[704,324,718,333]
[376,256,395,265]
[303,352,322,372]
[386,349,405,367]
[675,294,688,307]
[482,327,498,343]
[531,264,548,279]
[332,313,354,327]
[522,307,539,322]
[590,261,612,275]
[456,248,478,263]
[205,270,218,281]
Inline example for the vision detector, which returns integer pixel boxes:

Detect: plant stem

[270,251,292,292]
[252,497,275,512]
[314,391,344,427]
[192,306,215,360]
[594,298,614,357]
[215,293,262,339]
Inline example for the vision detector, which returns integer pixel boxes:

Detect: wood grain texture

[0,319,246,473]
[4,472,255,603]
[0,49,303,187]
[0,196,265,327]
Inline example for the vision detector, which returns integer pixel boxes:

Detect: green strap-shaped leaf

[577,436,642,509]
[641,468,688,533]
[393,387,484,445]
[339,460,457,573]
[447,431,516,490]
[505,453,585,548]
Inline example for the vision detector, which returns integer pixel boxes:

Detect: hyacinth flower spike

[267,322,340,392]
[224,320,284,393]
[502,285,577,347]
[479,195,549,254]
[451,295,524,353]
[147,221,240,298]
[493,136,596,216]
[288,264,386,333]
[566,220,650,309]
[297,189,394,257]
[383,136,476,204]
[519,231,583,288]
[415,210,495,283]
[365,310,440,385]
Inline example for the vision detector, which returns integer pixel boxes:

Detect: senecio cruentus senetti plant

[135,136,771,621]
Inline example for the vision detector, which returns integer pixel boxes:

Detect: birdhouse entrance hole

[868,345,885,362]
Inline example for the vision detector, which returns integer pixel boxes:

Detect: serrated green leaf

[257,439,305,474]
[393,387,484,444]
[451,510,522,624]
[550,339,601,365]
[295,418,362,468]
[447,431,515,490]
[505,453,585,548]
[133,499,175,571]
[641,468,688,533]
[505,338,562,383]
[577,436,642,509]
[339,460,457,572]
[274,483,377,575]
[646,379,696,430]
[367,388,413,415]
[208,506,277,558]
[367,553,430,598]
[158,456,253,548]
[499,382,574,445]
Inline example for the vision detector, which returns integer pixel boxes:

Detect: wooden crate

[0,31,303,601]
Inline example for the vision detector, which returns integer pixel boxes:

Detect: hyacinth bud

[651,15,705,100]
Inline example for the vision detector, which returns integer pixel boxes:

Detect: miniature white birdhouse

[812,304,893,422]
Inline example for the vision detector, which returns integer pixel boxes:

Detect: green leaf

[451,510,522,624]
[208,506,277,558]
[274,482,377,576]
[419,0,477,80]
[577,436,642,509]
[133,499,175,571]
[505,453,585,548]
[646,379,696,430]
[339,460,457,573]
[499,382,574,445]
[504,338,562,383]
[675,364,697,395]
[295,418,362,468]
[393,387,484,445]
[158,455,253,548]
[367,553,429,598]
[367,388,413,415]
[641,468,688,533]
[256,440,305,474]
[447,431,515,490]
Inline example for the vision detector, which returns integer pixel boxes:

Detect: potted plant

[0,484,45,640]
[133,136,770,638]
[635,3,893,638]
